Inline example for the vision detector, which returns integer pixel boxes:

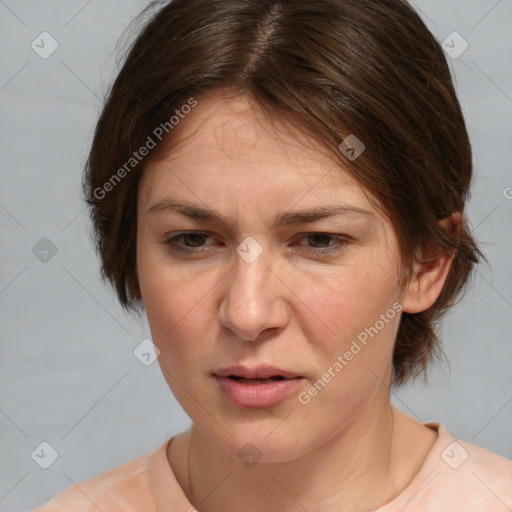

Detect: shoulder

[416,423,512,511]
[453,434,512,502]
[28,446,163,512]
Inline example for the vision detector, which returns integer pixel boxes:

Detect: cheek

[143,276,211,344]
[137,249,217,362]
[292,273,401,427]
[293,263,400,340]
[289,265,401,389]
[140,269,217,409]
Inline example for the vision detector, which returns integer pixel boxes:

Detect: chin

[203,421,316,465]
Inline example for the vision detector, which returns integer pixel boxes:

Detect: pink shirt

[29,423,512,511]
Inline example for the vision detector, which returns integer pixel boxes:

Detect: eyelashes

[162,232,211,254]
[290,233,350,254]
[160,231,351,256]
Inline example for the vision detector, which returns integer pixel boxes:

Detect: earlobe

[402,213,460,314]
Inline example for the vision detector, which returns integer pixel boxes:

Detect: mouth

[212,365,305,407]
[213,365,303,380]
[226,375,294,385]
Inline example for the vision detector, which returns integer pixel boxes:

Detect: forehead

[139,93,379,215]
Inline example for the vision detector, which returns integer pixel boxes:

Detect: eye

[290,233,351,255]
[160,231,215,254]
[160,231,351,257]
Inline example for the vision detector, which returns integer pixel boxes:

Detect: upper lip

[213,365,302,379]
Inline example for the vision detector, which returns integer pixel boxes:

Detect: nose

[218,241,290,342]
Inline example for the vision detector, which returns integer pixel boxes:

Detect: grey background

[1,1,511,510]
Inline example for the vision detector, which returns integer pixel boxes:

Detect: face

[136,92,409,463]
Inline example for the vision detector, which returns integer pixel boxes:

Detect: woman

[31,0,512,510]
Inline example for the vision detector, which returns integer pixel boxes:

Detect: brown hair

[82,0,482,386]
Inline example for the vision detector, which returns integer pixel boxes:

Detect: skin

[136,91,456,512]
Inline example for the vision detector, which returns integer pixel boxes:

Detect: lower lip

[214,376,304,408]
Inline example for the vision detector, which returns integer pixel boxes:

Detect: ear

[402,212,460,314]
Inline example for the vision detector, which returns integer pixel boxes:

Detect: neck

[173,400,436,512]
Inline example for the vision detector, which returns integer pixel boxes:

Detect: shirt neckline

[147,422,450,512]
[147,435,193,510]
[376,422,448,511]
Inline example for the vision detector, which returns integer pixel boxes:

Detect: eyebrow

[146,198,372,227]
